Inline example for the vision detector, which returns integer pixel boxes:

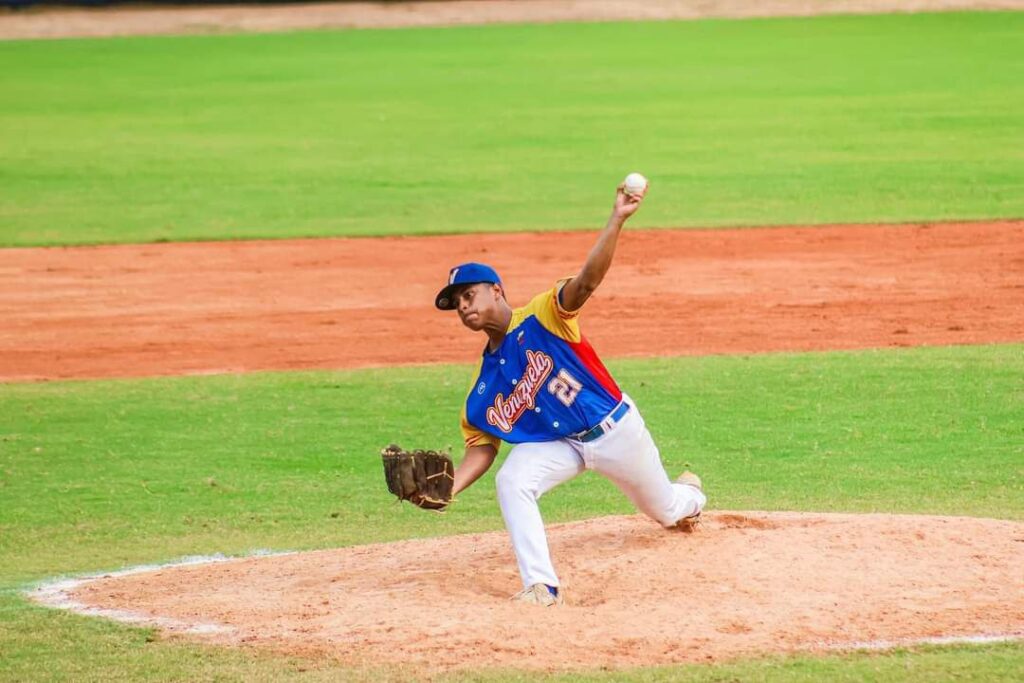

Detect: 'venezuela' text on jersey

[461,281,622,448]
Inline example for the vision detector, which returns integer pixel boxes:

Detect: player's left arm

[560,182,647,312]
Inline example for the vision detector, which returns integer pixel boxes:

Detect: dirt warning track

[2,220,1022,383]
[2,1,1019,41]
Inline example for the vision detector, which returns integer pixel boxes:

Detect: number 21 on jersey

[547,369,583,407]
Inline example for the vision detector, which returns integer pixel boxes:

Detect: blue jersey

[461,280,622,449]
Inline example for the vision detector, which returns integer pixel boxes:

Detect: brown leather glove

[381,444,454,511]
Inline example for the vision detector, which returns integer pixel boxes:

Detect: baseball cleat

[675,470,703,532]
[676,470,702,491]
[511,583,563,607]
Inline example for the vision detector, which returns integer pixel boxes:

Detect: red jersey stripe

[568,335,622,402]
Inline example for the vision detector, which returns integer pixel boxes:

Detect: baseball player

[435,181,706,606]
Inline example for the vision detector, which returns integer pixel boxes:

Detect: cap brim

[435,283,462,310]
[435,280,498,310]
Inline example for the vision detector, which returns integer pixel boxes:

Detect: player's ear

[493,283,505,302]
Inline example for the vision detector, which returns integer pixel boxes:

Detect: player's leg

[495,440,584,589]
[588,395,705,527]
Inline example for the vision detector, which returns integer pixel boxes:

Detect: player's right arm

[560,182,647,312]
[453,443,498,496]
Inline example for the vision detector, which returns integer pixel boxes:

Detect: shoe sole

[676,512,701,533]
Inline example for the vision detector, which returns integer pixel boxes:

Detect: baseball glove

[381,444,455,511]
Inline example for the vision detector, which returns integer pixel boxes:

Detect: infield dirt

[2,220,1022,382]
[55,512,1024,673]
[2,0,1020,40]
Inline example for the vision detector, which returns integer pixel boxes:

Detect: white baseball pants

[495,394,706,589]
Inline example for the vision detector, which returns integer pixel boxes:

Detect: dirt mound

[45,511,1024,673]
[3,221,1022,383]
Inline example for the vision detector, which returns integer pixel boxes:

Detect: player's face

[455,282,500,331]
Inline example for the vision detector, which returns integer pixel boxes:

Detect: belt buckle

[574,425,595,442]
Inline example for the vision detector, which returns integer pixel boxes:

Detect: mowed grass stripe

[1,12,1022,246]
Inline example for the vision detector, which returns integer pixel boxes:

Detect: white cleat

[675,470,703,532]
[676,470,702,491]
[511,583,563,606]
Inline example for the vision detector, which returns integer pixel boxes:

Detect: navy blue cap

[435,262,502,310]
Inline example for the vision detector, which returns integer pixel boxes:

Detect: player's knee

[495,464,533,500]
[495,464,516,493]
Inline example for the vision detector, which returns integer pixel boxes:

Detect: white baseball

[623,172,648,197]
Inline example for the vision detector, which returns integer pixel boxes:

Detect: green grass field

[1,345,1022,680]
[1,11,1023,246]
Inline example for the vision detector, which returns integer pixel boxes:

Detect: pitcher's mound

[59,512,1024,672]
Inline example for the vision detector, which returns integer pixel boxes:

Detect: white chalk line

[25,550,1024,656]
[25,549,294,636]
[825,632,1024,652]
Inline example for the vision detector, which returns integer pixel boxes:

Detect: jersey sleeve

[460,361,502,450]
[461,405,501,450]
[521,278,582,343]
